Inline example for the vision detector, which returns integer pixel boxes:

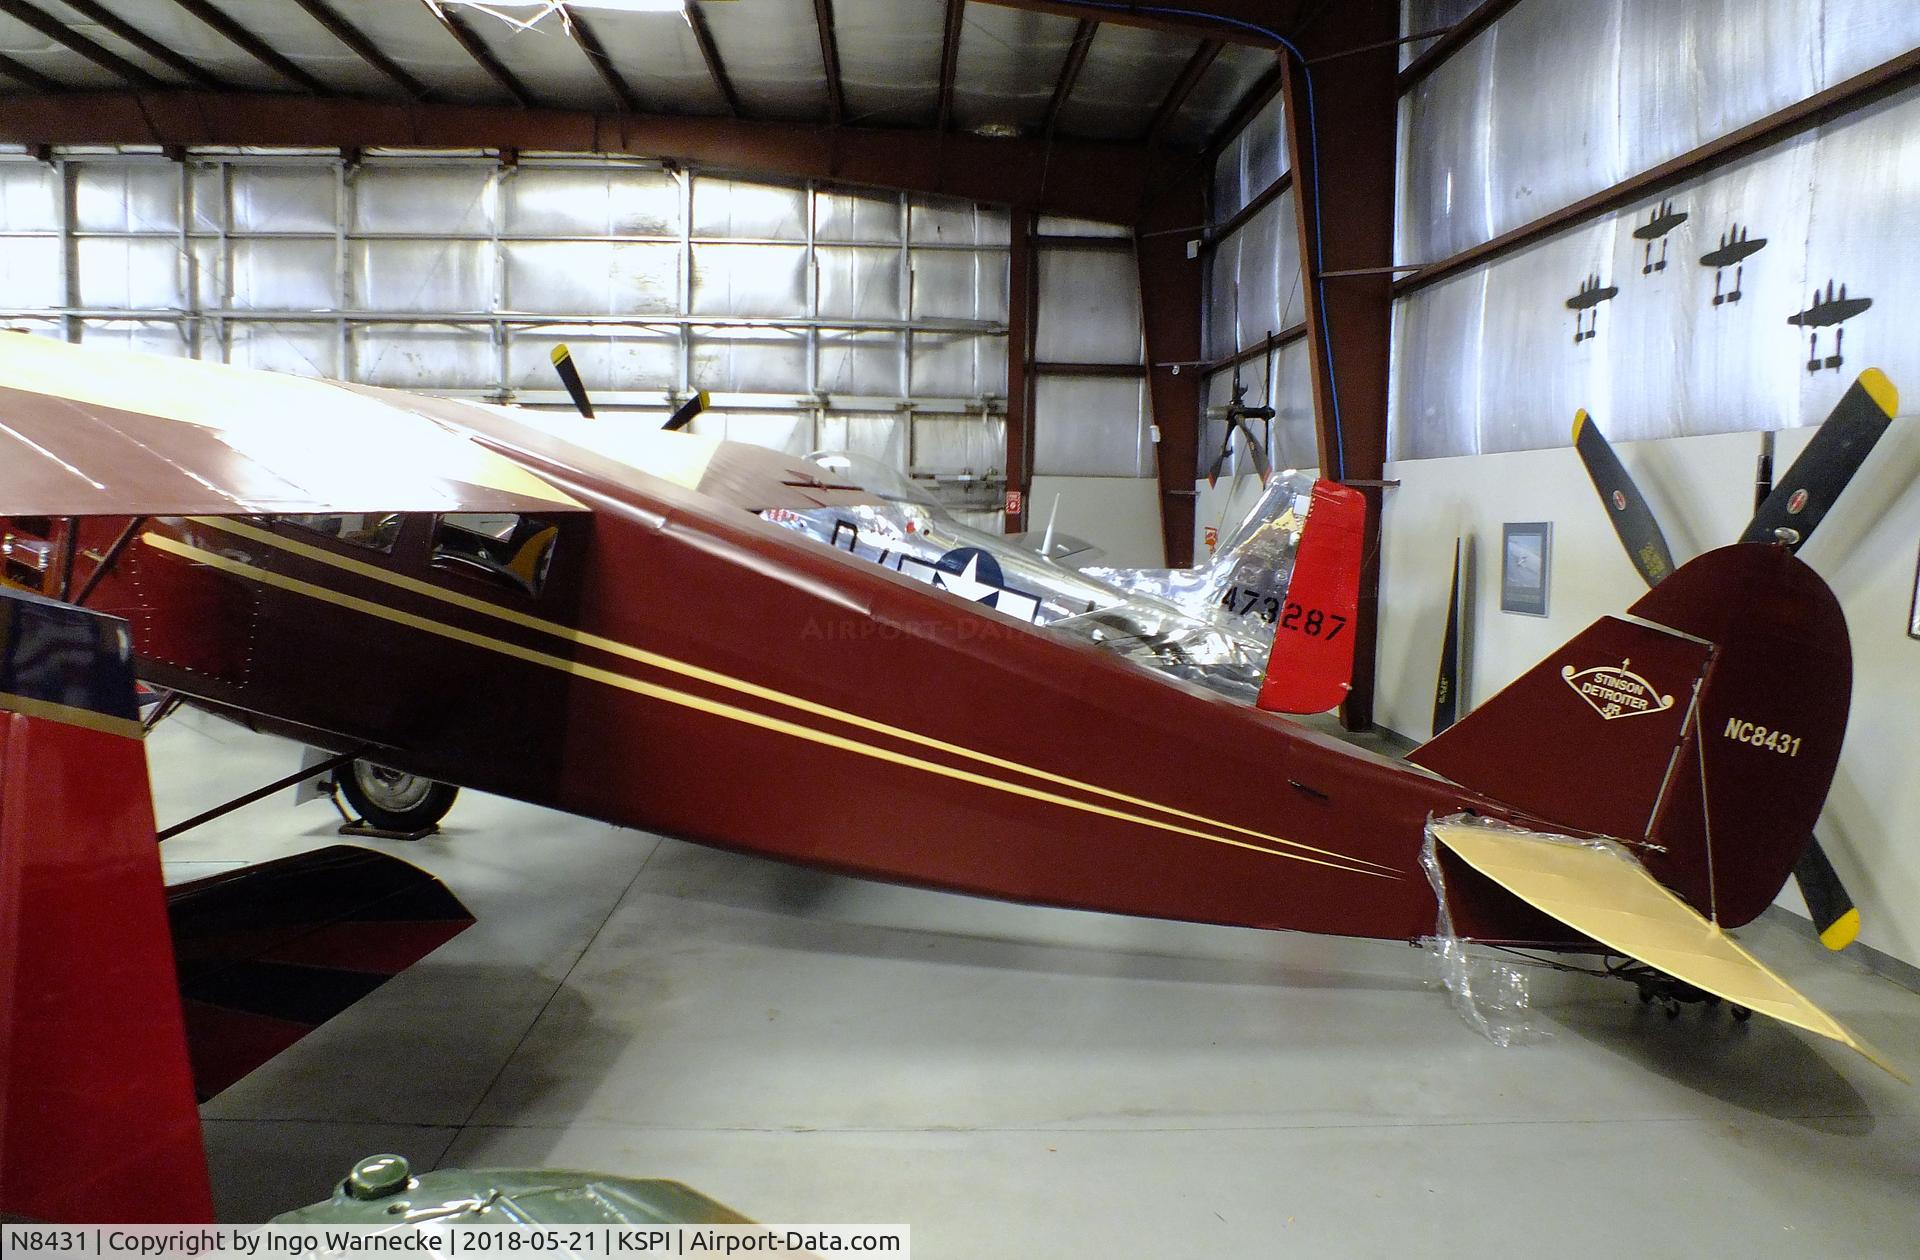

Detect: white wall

[1027,475,1164,569]
[1376,416,1920,967]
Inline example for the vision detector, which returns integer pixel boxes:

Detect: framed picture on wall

[1501,522,1551,617]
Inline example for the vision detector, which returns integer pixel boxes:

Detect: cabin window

[430,513,559,598]
[280,513,402,553]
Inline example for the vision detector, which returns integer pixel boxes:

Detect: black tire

[337,760,459,833]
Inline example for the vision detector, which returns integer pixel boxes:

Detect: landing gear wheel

[338,761,458,833]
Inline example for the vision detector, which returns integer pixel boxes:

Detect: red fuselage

[71,432,1569,947]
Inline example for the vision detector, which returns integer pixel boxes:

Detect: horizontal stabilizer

[1430,816,1902,1081]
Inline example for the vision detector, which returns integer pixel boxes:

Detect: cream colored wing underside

[0,335,584,516]
[1431,819,1904,1081]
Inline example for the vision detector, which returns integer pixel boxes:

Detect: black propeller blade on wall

[1740,369,1895,549]
[1570,373,1900,952]
[1572,409,1676,585]
[1431,536,1467,737]
[549,343,595,419]
[663,390,711,432]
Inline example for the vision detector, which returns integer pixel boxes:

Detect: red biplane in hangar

[0,336,1903,1225]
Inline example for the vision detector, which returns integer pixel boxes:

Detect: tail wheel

[338,761,458,833]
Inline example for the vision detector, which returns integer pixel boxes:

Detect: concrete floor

[153,709,1920,1257]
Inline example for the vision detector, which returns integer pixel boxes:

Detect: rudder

[1410,542,1849,928]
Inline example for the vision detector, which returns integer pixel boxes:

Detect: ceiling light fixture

[426,0,689,33]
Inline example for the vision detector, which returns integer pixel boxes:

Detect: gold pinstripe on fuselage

[158,518,1398,880]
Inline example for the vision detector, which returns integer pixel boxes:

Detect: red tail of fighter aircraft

[0,342,1903,1218]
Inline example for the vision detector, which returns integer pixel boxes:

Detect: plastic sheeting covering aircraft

[0,337,1904,1225]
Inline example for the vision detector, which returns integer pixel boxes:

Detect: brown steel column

[1005,209,1038,533]
[1280,30,1397,731]
[1136,182,1205,566]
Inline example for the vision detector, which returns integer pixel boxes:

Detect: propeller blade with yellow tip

[550,343,595,419]
[663,390,710,432]
[1570,407,1677,585]
[1741,368,1895,549]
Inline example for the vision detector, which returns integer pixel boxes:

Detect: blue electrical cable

[1041,1,1349,480]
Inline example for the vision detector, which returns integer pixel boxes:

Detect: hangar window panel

[914,413,1007,478]
[1396,31,1495,265]
[354,326,497,390]
[816,412,906,465]
[75,238,182,310]
[690,244,809,318]
[1819,0,1920,90]
[690,326,809,394]
[816,189,902,244]
[227,323,341,380]
[910,199,1010,247]
[692,178,808,241]
[818,329,904,396]
[1034,377,1149,478]
[507,332,679,394]
[14,150,1009,491]
[73,163,180,233]
[0,162,58,231]
[75,320,188,358]
[1400,0,1482,68]
[1036,248,1141,364]
[911,332,1005,398]
[686,411,813,457]
[1388,267,1486,462]
[817,247,904,322]
[228,240,337,312]
[353,165,494,236]
[504,167,681,237]
[505,242,681,316]
[229,167,338,235]
[353,240,494,314]
[911,250,1008,323]
[0,236,62,309]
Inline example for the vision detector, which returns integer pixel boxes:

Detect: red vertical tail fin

[0,591,213,1223]
[1257,480,1365,715]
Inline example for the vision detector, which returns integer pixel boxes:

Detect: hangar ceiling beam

[0,0,163,89]
[1278,23,1397,731]
[935,0,964,131]
[0,51,59,93]
[1042,19,1097,137]
[686,0,741,117]
[57,0,228,90]
[418,0,537,108]
[812,0,844,125]
[163,0,330,94]
[973,0,1282,47]
[286,0,429,100]
[1004,210,1037,534]
[1145,39,1220,146]
[0,91,1200,228]
[563,10,640,113]
[1138,185,1205,566]
[1201,57,1280,158]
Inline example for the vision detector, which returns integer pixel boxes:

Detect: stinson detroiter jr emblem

[1562,659,1675,720]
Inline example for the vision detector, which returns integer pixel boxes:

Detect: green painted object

[274,1156,752,1226]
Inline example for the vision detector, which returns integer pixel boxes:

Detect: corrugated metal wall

[1391,0,1920,459]
[0,145,1016,494]
[1203,91,1318,476]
